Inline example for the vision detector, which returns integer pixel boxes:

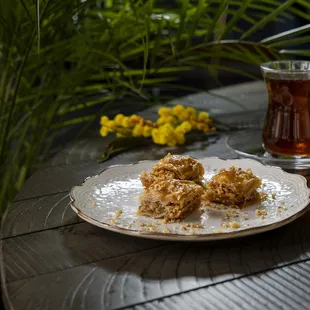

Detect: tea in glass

[261,61,310,157]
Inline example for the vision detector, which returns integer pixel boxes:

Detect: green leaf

[150,17,165,67]
[186,0,207,47]
[176,0,189,49]
[190,61,259,81]
[218,0,253,40]
[268,35,310,48]
[279,49,310,56]
[261,24,310,44]
[297,0,310,9]
[241,0,296,40]
[57,95,117,116]
[289,7,310,21]
[136,77,180,85]
[99,137,152,163]
[15,165,28,191]
[205,0,230,42]
[52,114,96,129]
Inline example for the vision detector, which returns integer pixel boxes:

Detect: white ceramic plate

[70,157,310,241]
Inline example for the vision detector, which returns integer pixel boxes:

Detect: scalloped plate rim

[70,157,310,241]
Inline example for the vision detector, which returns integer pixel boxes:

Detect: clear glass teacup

[260,60,310,158]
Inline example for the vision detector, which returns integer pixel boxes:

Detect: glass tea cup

[260,60,310,158]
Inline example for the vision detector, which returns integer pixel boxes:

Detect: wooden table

[2,81,310,310]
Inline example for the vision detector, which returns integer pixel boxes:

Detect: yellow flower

[203,126,210,133]
[197,123,206,131]
[175,131,185,145]
[167,137,177,147]
[99,106,215,147]
[198,111,210,122]
[122,116,131,128]
[158,135,167,145]
[159,124,175,145]
[166,116,178,125]
[157,116,167,126]
[130,114,141,122]
[178,110,190,121]
[176,121,191,134]
[100,126,109,137]
[158,107,173,117]
[185,107,196,117]
[173,104,184,115]
[159,123,173,135]
[189,120,197,130]
[132,124,144,137]
[106,120,116,130]
[128,114,141,126]
[114,114,124,126]
[116,132,126,137]
[151,128,162,144]
[100,116,109,125]
[143,126,153,138]
[180,121,192,132]
[157,115,178,126]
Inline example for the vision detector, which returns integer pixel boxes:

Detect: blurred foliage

[1,0,310,214]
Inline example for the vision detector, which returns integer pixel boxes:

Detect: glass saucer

[226,129,310,170]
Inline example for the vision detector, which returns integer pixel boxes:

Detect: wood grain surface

[4,215,310,309]
[2,81,310,310]
[125,260,310,310]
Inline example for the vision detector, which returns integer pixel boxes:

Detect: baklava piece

[138,179,204,220]
[140,153,204,188]
[204,166,262,207]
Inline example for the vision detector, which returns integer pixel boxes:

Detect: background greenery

[1,0,310,216]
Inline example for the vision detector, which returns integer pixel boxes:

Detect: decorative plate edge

[69,157,310,241]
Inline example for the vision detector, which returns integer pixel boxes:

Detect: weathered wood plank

[5,245,310,310]
[171,81,267,113]
[126,260,310,310]
[3,213,310,309]
[3,222,165,283]
[2,192,81,238]
[13,162,104,201]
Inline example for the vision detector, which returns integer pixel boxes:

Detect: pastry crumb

[91,201,96,206]
[115,210,123,217]
[230,221,241,229]
[162,227,170,233]
[184,223,203,229]
[260,192,268,202]
[189,228,195,235]
[226,209,240,218]
[109,209,123,225]
[278,205,287,211]
[221,222,229,229]
[276,205,288,215]
[255,209,267,217]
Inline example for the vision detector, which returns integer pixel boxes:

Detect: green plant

[1,0,310,215]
